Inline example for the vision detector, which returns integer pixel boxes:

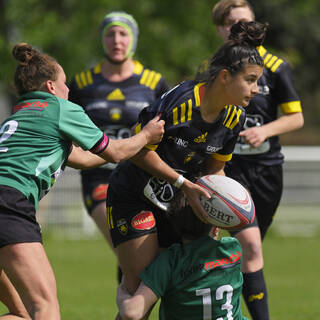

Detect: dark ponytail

[12,43,59,95]
[205,21,268,83]
[228,21,267,47]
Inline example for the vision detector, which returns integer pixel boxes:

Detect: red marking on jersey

[199,84,206,104]
[131,211,155,231]
[92,184,108,201]
[204,251,241,270]
[13,101,48,113]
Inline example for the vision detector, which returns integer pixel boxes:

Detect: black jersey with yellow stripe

[197,46,302,166]
[109,80,246,211]
[68,60,168,176]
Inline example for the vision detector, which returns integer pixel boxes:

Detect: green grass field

[1,220,320,319]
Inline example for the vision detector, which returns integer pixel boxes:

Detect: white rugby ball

[196,175,255,230]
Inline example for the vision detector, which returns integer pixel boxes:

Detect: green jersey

[140,236,249,320]
[0,91,104,208]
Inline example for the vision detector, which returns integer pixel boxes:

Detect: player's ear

[218,69,231,85]
[45,80,56,95]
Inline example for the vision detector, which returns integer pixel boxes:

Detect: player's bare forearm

[263,112,304,137]
[67,145,107,169]
[101,115,165,163]
[240,112,304,148]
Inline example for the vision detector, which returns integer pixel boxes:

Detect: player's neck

[200,83,226,123]
[101,59,135,82]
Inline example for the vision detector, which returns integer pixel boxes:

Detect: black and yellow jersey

[197,46,302,165]
[109,80,246,210]
[68,60,168,177]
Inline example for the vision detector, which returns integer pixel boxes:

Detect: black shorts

[225,161,283,239]
[0,185,42,248]
[81,170,112,215]
[106,185,180,248]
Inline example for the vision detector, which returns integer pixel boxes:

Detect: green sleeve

[140,245,178,298]
[58,98,103,150]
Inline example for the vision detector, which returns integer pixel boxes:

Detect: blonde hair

[211,0,255,26]
[12,42,59,95]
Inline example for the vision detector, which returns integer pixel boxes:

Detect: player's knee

[242,240,263,262]
[27,292,60,319]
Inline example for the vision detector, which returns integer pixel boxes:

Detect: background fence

[37,146,320,238]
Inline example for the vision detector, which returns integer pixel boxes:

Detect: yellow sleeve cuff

[280,101,302,114]
[145,144,159,151]
[213,153,233,162]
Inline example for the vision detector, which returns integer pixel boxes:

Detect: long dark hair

[205,21,268,83]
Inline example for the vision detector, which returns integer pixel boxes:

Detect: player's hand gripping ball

[196,175,255,230]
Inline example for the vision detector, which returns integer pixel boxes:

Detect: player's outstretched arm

[116,281,157,320]
[67,145,107,169]
[67,115,164,169]
[99,115,164,164]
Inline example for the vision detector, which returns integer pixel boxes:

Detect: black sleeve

[155,76,170,99]
[274,61,300,104]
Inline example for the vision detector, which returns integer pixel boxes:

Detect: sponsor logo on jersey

[206,145,222,153]
[168,136,189,148]
[126,100,149,110]
[117,218,128,235]
[184,152,196,164]
[174,137,188,148]
[258,85,270,95]
[248,292,264,302]
[180,251,241,279]
[86,101,108,111]
[204,251,241,271]
[13,101,48,113]
[109,108,122,121]
[107,88,125,100]
[194,132,208,143]
[92,184,108,201]
[180,263,205,279]
[131,211,156,231]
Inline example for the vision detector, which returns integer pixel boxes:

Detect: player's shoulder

[158,80,203,113]
[71,62,102,90]
[219,236,242,252]
[258,45,291,74]
[164,80,203,101]
[222,104,246,131]
[132,60,165,91]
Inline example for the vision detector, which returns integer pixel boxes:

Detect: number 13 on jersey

[196,285,234,320]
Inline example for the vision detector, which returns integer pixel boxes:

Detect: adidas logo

[107,89,125,101]
[194,132,208,143]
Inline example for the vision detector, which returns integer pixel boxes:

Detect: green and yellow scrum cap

[100,11,139,59]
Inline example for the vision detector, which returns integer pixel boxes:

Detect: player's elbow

[100,140,133,163]
[296,112,304,129]
[99,148,122,164]
[120,304,144,320]
[120,312,139,320]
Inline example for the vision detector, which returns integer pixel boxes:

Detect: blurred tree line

[0,0,319,143]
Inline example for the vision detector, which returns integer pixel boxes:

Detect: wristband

[173,175,185,189]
